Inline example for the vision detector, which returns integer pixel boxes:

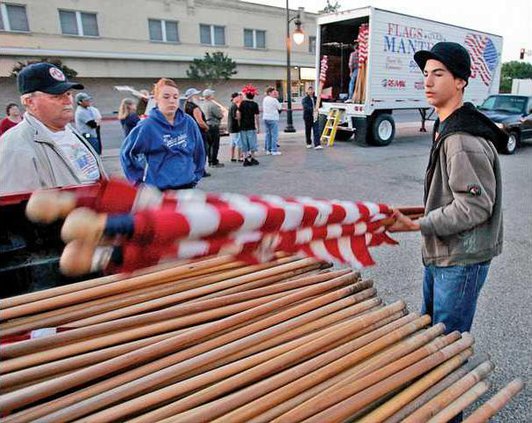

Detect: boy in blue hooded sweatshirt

[120,78,206,190]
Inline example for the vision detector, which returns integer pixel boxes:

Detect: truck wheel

[369,114,395,146]
[502,132,518,155]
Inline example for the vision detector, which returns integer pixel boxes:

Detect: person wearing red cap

[0,62,106,195]
[390,42,507,339]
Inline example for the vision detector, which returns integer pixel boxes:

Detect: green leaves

[11,58,78,79]
[186,52,237,85]
[500,61,532,93]
[320,0,341,14]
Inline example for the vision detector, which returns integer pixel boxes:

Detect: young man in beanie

[0,63,106,195]
[389,42,507,336]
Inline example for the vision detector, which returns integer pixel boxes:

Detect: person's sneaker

[203,171,211,177]
[306,144,313,149]
[314,145,324,150]
[210,162,225,168]
[265,151,272,155]
[250,157,260,165]
[230,158,237,162]
[243,158,252,167]
[271,151,282,156]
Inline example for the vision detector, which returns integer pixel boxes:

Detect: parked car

[478,94,532,154]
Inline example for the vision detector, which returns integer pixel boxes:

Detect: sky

[245,0,532,63]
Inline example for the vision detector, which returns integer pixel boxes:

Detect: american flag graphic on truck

[464,33,499,86]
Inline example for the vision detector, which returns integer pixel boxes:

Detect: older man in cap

[202,88,224,167]
[0,62,106,195]
[390,42,506,340]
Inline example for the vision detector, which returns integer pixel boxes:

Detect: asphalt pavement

[100,114,530,422]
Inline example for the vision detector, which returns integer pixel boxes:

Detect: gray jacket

[0,114,107,195]
[203,100,223,127]
[418,103,505,266]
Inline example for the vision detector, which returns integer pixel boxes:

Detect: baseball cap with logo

[17,62,84,95]
[414,42,471,83]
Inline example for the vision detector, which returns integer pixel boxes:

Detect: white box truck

[315,7,503,145]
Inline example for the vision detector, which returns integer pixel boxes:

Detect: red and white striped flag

[39,179,399,273]
[319,55,328,84]
[357,23,369,65]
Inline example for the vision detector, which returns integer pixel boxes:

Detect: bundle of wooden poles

[0,254,523,422]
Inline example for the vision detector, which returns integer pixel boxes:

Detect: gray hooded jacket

[418,103,505,266]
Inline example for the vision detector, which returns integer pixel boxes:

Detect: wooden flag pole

[462,379,524,423]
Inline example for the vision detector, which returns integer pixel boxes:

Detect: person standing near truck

[301,86,322,149]
[347,41,359,101]
[389,42,506,336]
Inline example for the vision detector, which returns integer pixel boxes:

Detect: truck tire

[369,114,395,146]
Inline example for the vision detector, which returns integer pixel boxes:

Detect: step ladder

[320,108,343,147]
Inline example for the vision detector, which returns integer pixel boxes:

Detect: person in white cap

[75,92,102,154]
[202,89,224,167]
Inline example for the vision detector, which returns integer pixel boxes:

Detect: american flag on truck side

[464,33,499,87]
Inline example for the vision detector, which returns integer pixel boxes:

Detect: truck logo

[464,34,498,86]
[381,79,406,89]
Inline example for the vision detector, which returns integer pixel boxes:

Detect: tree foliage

[11,57,78,79]
[499,61,532,93]
[320,0,341,14]
[186,52,237,86]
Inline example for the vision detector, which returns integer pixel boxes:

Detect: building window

[200,24,225,46]
[244,29,266,49]
[149,19,178,43]
[0,3,29,32]
[309,36,316,54]
[59,10,99,37]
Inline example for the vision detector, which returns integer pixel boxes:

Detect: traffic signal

[520,48,525,60]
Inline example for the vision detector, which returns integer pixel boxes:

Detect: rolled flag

[26,179,412,276]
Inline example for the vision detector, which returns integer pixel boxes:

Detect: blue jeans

[422,261,490,334]
[348,69,358,99]
[240,130,258,154]
[264,120,279,152]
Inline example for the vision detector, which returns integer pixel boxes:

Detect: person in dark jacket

[120,78,205,190]
[389,42,506,338]
[301,86,322,149]
[184,88,211,177]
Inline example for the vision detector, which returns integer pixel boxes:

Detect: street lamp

[284,0,305,133]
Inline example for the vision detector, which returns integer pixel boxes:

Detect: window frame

[243,28,266,49]
[58,9,99,37]
[148,18,179,43]
[0,2,30,33]
[309,36,316,54]
[199,23,226,46]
